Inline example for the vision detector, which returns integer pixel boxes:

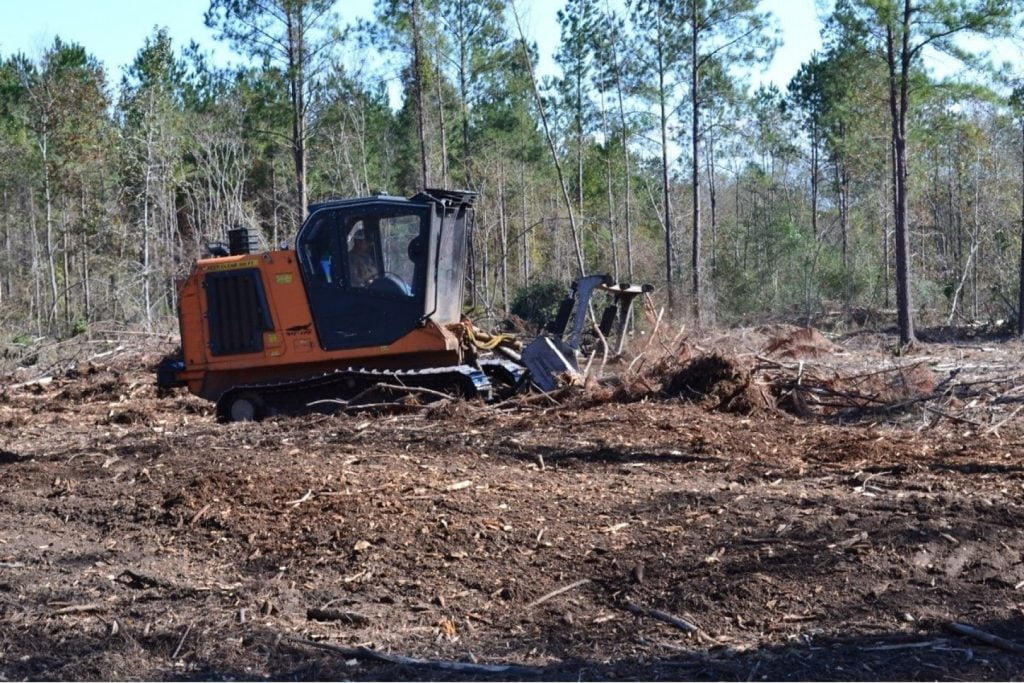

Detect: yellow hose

[465,324,516,351]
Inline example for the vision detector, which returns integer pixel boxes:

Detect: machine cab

[296,189,474,351]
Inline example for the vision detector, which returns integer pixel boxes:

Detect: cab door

[297,202,430,351]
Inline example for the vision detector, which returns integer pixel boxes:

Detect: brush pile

[516,324,1024,429]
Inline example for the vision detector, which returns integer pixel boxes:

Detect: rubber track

[215,365,491,421]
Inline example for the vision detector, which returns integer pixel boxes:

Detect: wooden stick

[287,636,544,675]
[581,350,597,383]
[171,622,193,659]
[947,621,1024,654]
[861,639,948,652]
[984,404,1024,435]
[8,376,53,390]
[641,306,665,355]
[625,350,647,376]
[368,383,457,402]
[526,578,590,609]
[306,400,433,414]
[923,405,980,426]
[624,601,699,634]
[52,603,104,615]
[189,503,211,527]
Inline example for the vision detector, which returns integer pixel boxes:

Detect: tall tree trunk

[887,5,915,345]
[271,163,280,248]
[29,186,42,334]
[481,212,490,311]
[810,121,818,239]
[1018,118,1024,336]
[657,24,674,311]
[81,229,90,323]
[499,169,509,313]
[468,220,477,309]
[836,155,849,272]
[411,0,430,189]
[885,139,895,309]
[520,159,530,285]
[601,94,619,279]
[286,8,309,220]
[576,71,584,220]
[971,177,980,319]
[1,188,8,307]
[610,24,633,281]
[42,140,59,333]
[61,205,70,328]
[79,187,90,321]
[142,159,152,331]
[707,128,718,274]
[690,5,702,324]
[459,35,471,186]
[435,45,449,187]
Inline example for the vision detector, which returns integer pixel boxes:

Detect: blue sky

[0,0,823,91]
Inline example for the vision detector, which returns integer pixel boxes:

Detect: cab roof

[308,189,477,214]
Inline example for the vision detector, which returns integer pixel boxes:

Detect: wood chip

[52,603,105,615]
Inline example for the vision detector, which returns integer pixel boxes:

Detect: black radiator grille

[204,269,274,356]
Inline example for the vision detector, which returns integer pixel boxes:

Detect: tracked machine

[157,189,651,421]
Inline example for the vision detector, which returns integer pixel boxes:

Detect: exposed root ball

[665,353,774,415]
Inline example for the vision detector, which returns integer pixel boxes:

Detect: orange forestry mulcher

[158,189,651,421]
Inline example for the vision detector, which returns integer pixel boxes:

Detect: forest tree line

[1,0,1023,344]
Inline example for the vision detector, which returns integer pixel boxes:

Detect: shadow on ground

[3,616,1022,681]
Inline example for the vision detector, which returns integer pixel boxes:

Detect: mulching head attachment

[522,275,653,392]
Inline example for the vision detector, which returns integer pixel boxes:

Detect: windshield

[342,212,425,297]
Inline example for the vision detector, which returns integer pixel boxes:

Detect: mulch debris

[1,328,1023,680]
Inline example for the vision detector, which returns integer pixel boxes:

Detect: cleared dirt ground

[1,328,1024,680]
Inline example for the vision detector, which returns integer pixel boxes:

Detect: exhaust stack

[228,226,259,255]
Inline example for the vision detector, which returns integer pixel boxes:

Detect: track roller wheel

[217,392,266,423]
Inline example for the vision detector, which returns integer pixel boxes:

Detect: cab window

[380,215,420,293]
[303,215,337,284]
[342,213,423,297]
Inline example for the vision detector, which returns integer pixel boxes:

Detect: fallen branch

[526,578,590,609]
[307,399,433,414]
[287,636,545,675]
[623,600,700,634]
[923,405,980,426]
[343,402,433,414]
[8,376,53,390]
[946,621,1024,654]
[366,383,457,403]
[983,404,1024,435]
[308,382,457,412]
